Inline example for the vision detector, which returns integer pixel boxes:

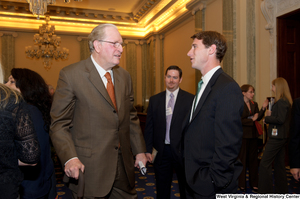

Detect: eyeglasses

[98,40,125,48]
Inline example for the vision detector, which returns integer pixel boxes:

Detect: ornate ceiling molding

[0,0,196,38]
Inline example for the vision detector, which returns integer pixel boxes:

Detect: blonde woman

[0,70,40,198]
[258,77,293,193]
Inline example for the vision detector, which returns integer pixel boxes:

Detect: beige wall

[14,32,81,89]
[164,17,196,95]
[255,0,271,104]
[206,0,223,33]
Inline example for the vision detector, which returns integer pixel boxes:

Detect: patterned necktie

[193,79,203,112]
[165,93,174,143]
[104,72,117,112]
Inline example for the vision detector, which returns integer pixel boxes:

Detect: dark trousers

[238,138,258,188]
[154,144,186,199]
[258,138,288,193]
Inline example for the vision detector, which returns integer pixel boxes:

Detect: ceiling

[0,0,203,38]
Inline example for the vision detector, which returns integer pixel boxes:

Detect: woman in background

[238,84,268,193]
[258,77,293,193]
[0,68,40,199]
[6,68,56,199]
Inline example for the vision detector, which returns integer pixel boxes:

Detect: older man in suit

[144,65,194,199]
[50,24,147,199]
[183,31,244,198]
[289,97,300,181]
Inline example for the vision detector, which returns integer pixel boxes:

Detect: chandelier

[26,0,55,19]
[26,0,83,19]
[25,16,69,71]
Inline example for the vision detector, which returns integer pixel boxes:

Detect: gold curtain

[160,35,165,92]
[142,39,155,111]
[125,42,137,106]
[79,39,90,61]
[1,34,15,82]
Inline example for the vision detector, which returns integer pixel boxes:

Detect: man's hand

[252,113,259,121]
[134,153,147,168]
[145,153,153,163]
[64,158,85,180]
[266,110,272,116]
[290,168,300,181]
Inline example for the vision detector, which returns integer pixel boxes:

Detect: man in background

[144,65,194,199]
[183,31,244,198]
[50,23,147,198]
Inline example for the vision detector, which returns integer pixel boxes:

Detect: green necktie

[193,79,203,112]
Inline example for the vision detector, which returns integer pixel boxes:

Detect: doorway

[277,9,300,99]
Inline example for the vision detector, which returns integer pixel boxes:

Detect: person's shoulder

[179,89,194,98]
[293,98,300,105]
[251,100,258,106]
[62,57,91,72]
[113,65,129,75]
[277,98,290,107]
[150,91,165,100]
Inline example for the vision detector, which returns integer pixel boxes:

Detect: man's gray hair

[88,24,118,53]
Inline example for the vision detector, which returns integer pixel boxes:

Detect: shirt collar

[202,66,221,84]
[166,87,179,97]
[91,55,113,78]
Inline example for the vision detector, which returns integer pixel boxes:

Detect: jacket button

[115,147,118,150]
[113,110,117,113]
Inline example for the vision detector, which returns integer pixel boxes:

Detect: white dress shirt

[190,66,221,121]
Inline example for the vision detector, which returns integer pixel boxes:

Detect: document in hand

[139,161,147,175]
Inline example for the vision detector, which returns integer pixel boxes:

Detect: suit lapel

[161,91,167,126]
[86,58,115,110]
[190,68,223,122]
[171,89,182,125]
[113,67,123,112]
[249,101,255,115]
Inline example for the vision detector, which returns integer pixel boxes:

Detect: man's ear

[93,40,101,53]
[209,44,217,55]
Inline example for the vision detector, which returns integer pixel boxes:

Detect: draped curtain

[79,39,90,61]
[126,42,137,106]
[1,34,15,82]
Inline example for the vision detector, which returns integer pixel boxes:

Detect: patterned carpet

[55,162,300,199]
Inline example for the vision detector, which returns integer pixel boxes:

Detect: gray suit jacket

[50,57,146,197]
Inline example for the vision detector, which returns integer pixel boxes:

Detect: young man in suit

[289,97,300,181]
[50,24,147,198]
[144,65,194,199]
[184,31,244,198]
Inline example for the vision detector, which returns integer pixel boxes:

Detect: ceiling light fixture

[26,0,83,19]
[25,16,69,71]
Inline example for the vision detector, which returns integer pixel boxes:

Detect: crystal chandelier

[26,0,56,19]
[26,0,83,19]
[25,16,69,71]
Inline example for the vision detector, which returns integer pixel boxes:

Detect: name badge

[272,126,278,136]
[166,107,172,116]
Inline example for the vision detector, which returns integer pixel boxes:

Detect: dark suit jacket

[241,101,265,138]
[183,68,244,197]
[289,98,300,168]
[50,57,146,197]
[144,89,194,164]
[265,98,291,139]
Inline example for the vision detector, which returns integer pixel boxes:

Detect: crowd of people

[0,23,299,199]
